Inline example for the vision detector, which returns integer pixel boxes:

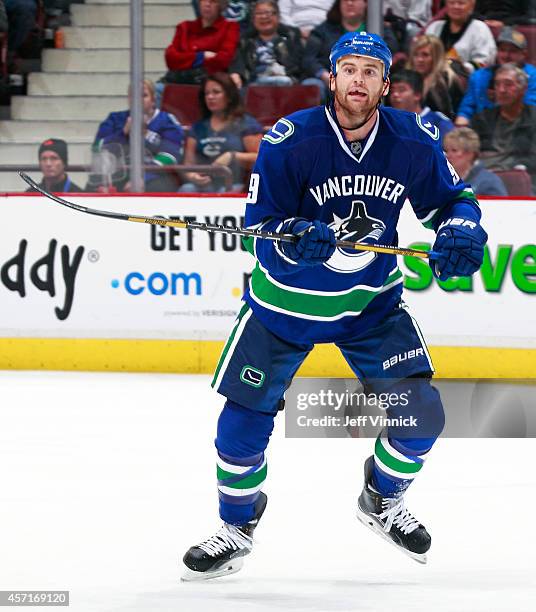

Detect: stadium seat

[494,169,533,196]
[0,32,7,81]
[161,84,202,127]
[431,0,443,16]
[515,25,536,65]
[244,85,322,129]
[487,23,503,40]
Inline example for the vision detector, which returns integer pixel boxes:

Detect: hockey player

[182,31,488,580]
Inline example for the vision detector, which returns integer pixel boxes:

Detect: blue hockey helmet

[330,32,392,80]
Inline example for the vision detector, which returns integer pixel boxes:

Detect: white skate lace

[379,498,420,535]
[198,524,253,557]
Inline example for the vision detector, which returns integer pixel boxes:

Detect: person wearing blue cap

[182,31,488,580]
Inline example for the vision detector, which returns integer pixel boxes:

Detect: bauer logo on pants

[240,366,265,388]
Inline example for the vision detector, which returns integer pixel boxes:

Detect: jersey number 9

[246,173,260,204]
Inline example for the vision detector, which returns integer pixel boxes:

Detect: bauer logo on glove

[431,216,488,281]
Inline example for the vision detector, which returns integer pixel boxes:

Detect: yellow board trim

[0,338,534,378]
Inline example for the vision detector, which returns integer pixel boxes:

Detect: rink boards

[0,193,534,378]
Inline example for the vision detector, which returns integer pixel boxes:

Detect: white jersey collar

[324,105,380,164]
[420,106,431,118]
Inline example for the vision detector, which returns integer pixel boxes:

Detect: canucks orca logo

[325,200,386,273]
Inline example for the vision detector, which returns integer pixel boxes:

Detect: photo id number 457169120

[0,591,69,606]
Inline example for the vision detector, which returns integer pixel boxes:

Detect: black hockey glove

[280,219,336,266]
[431,217,488,281]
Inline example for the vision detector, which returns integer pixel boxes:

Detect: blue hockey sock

[371,377,444,497]
[217,450,267,525]
[372,435,433,497]
[215,400,276,524]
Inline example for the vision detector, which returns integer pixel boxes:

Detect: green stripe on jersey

[154,152,176,165]
[242,236,254,255]
[421,189,479,230]
[249,265,403,319]
[422,208,443,230]
[211,302,250,387]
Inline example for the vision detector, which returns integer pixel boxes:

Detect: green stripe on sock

[211,302,249,387]
[217,463,267,489]
[374,438,422,475]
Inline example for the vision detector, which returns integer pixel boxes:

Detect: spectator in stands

[192,0,254,30]
[407,34,466,118]
[93,80,184,192]
[224,0,254,31]
[26,139,84,193]
[443,127,508,195]
[471,64,536,191]
[229,0,303,89]
[455,27,536,125]
[425,0,497,73]
[4,0,37,69]
[389,69,454,139]
[278,0,333,41]
[161,0,239,86]
[179,73,263,193]
[302,0,399,100]
[474,0,530,28]
[383,0,432,49]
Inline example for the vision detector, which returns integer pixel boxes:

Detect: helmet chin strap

[327,78,389,132]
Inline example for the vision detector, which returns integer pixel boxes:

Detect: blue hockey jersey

[242,103,480,344]
[94,108,184,182]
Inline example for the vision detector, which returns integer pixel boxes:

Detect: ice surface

[0,371,534,612]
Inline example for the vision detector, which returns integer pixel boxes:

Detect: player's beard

[333,83,384,131]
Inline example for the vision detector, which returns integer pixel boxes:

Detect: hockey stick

[20,172,437,260]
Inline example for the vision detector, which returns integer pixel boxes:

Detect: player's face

[497,42,526,67]
[39,152,65,181]
[340,0,367,22]
[332,55,386,119]
[204,80,228,114]
[412,45,433,76]
[389,82,420,112]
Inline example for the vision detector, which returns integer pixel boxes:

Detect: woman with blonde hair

[407,34,466,119]
[443,127,507,195]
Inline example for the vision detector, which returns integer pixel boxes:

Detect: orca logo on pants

[240,366,265,388]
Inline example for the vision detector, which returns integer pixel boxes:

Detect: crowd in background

[6,0,536,196]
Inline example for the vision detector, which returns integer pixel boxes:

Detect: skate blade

[181,557,244,582]
[356,506,428,565]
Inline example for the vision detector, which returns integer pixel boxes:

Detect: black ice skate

[356,456,431,564]
[181,492,267,581]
